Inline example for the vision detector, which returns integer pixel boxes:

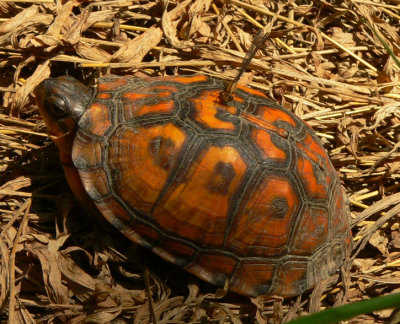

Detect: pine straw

[1,0,400,323]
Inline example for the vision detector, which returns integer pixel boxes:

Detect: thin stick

[229,0,378,72]
[80,60,216,68]
[144,266,157,324]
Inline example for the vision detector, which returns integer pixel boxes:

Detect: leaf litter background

[1,0,400,323]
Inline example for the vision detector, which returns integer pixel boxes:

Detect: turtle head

[35,76,92,138]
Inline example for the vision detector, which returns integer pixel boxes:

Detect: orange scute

[296,154,328,200]
[153,145,247,247]
[109,123,187,214]
[227,176,299,257]
[98,77,127,91]
[230,261,276,296]
[163,75,208,84]
[190,89,236,131]
[273,262,307,297]
[291,207,329,255]
[251,128,287,161]
[79,168,111,200]
[186,254,237,285]
[84,102,111,136]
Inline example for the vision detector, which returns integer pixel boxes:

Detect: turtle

[35,74,352,297]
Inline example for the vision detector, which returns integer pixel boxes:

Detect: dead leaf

[162,0,195,49]
[369,229,389,256]
[110,26,163,64]
[0,176,31,200]
[11,61,51,116]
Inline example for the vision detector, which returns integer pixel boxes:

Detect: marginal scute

[78,102,112,137]
[185,254,238,286]
[230,260,276,297]
[273,261,308,297]
[296,132,332,173]
[162,239,197,266]
[329,184,352,240]
[72,132,104,169]
[68,75,351,298]
[79,168,111,201]
[96,195,132,225]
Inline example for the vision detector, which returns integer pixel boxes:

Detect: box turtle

[35,74,352,297]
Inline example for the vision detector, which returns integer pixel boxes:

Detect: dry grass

[1,0,400,323]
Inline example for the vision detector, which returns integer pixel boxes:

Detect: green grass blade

[286,292,400,324]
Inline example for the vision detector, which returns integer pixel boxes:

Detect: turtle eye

[46,95,68,119]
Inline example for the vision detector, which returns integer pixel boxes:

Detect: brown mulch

[1,0,400,323]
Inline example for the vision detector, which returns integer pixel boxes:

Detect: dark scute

[148,136,176,171]
[207,162,236,195]
[270,197,288,219]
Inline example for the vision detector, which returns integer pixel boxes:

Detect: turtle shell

[71,74,351,297]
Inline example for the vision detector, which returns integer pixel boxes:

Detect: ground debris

[1,1,400,323]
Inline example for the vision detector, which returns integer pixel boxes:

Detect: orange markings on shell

[79,168,111,200]
[72,133,103,169]
[230,261,276,297]
[232,94,244,103]
[227,177,299,257]
[251,128,287,160]
[297,133,332,172]
[156,75,208,84]
[162,239,196,264]
[256,106,297,127]
[122,86,177,119]
[82,103,111,137]
[273,262,307,297]
[65,75,352,298]
[96,196,132,224]
[291,207,329,256]
[122,86,175,100]
[296,155,328,200]
[185,254,238,285]
[237,84,267,97]
[97,93,111,99]
[97,77,127,91]
[125,100,175,118]
[153,146,247,247]
[109,123,186,214]
[133,222,161,243]
[190,90,236,131]
[241,111,284,134]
